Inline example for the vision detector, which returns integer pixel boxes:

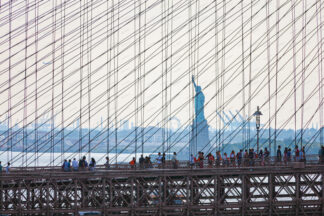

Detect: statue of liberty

[192,76,205,122]
[190,76,211,155]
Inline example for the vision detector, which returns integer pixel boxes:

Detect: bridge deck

[0,164,324,215]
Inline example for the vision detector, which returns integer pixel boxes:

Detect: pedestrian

[144,156,149,168]
[237,150,242,167]
[5,162,10,174]
[259,149,264,166]
[216,151,222,167]
[276,146,282,164]
[244,150,249,167]
[207,153,214,168]
[156,152,162,168]
[162,153,166,168]
[129,157,136,169]
[139,155,145,169]
[62,159,70,172]
[230,150,235,167]
[105,157,110,169]
[89,158,96,171]
[319,146,324,164]
[79,156,88,171]
[190,154,195,168]
[0,161,2,173]
[248,149,254,166]
[284,148,288,165]
[172,152,178,169]
[198,152,204,168]
[287,148,292,162]
[294,145,300,162]
[223,153,229,167]
[72,158,79,171]
[148,156,153,168]
[264,148,270,165]
[300,146,306,163]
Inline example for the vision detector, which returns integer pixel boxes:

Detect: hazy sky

[0,0,323,132]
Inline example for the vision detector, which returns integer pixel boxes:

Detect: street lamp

[253,106,262,153]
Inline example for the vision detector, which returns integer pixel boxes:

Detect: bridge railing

[4,154,321,174]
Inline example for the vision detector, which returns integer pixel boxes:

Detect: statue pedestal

[189,119,211,154]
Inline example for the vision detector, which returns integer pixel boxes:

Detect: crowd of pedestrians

[135,152,179,169]
[0,145,323,173]
[186,145,318,168]
[61,156,97,172]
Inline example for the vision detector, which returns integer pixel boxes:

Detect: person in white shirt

[156,152,162,168]
[190,154,195,166]
[72,158,79,171]
[6,162,10,174]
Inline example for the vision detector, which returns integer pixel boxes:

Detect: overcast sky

[0,0,323,131]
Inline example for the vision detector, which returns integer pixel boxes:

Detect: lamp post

[253,106,262,153]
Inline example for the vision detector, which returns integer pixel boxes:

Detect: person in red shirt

[129,157,136,169]
[207,153,215,168]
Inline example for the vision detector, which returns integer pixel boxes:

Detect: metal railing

[2,154,322,174]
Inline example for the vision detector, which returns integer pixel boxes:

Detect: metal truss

[0,165,323,215]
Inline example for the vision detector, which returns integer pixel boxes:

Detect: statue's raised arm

[192,75,197,89]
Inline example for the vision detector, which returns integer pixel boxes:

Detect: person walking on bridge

[156,152,162,168]
[207,153,214,168]
[172,152,178,169]
[72,158,78,171]
[139,155,145,169]
[230,150,236,167]
[79,156,88,171]
[129,157,136,169]
[5,162,10,174]
[198,152,204,168]
[319,146,324,164]
[300,147,306,163]
[62,159,70,172]
[162,153,166,168]
[190,154,195,168]
[237,150,242,167]
[276,146,282,165]
[89,158,96,171]
[294,145,300,162]
[216,151,222,167]
[105,157,110,169]
[223,153,229,167]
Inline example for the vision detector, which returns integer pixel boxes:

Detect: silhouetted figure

[277,146,282,163]
[79,156,88,171]
[105,157,110,169]
[162,153,166,168]
[139,155,145,169]
[89,158,96,171]
[172,152,178,169]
